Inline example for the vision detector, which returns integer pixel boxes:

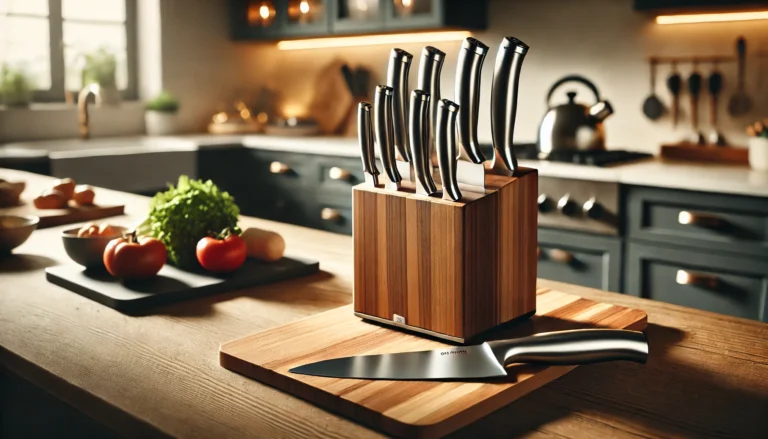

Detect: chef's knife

[455,37,489,191]
[290,328,648,380]
[387,48,413,167]
[357,102,379,187]
[436,99,461,201]
[374,85,402,190]
[417,46,446,171]
[409,89,437,196]
[490,37,529,174]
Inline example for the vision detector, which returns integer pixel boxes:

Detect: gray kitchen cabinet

[626,241,768,322]
[538,228,623,293]
[627,185,768,258]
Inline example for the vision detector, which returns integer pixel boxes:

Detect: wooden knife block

[352,167,538,343]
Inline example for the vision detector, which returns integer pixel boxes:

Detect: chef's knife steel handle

[357,102,379,186]
[387,48,413,162]
[491,37,529,173]
[374,85,402,186]
[417,46,446,164]
[436,99,461,201]
[487,329,648,366]
[409,90,437,196]
[455,37,489,164]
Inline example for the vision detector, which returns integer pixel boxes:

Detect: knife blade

[436,99,461,201]
[455,37,489,191]
[490,37,529,174]
[374,85,402,190]
[409,89,437,196]
[417,46,446,173]
[290,328,648,381]
[357,102,379,187]
[387,49,414,180]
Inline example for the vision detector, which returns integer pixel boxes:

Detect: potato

[34,189,68,209]
[241,227,285,262]
[51,178,76,199]
[73,185,95,205]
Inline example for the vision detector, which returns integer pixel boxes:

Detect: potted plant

[81,48,120,105]
[0,65,34,107]
[145,90,180,136]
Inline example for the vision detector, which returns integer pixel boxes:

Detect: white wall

[260,0,768,152]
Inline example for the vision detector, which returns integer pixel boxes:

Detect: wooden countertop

[1,168,766,439]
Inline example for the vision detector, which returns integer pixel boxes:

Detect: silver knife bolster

[456,38,489,164]
[436,99,462,201]
[387,48,413,163]
[408,90,437,196]
[374,85,402,189]
[491,36,529,173]
[487,329,649,366]
[357,102,380,187]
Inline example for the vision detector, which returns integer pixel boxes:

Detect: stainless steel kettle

[537,75,613,157]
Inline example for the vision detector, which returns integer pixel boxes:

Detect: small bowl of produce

[62,223,127,269]
[0,215,39,255]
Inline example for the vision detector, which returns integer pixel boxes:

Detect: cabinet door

[330,0,385,34]
[383,0,442,29]
[230,0,284,40]
[626,242,768,322]
[537,229,623,292]
[282,0,331,36]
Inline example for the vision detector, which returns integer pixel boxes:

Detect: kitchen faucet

[77,83,107,140]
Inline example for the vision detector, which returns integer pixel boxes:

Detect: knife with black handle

[436,99,461,201]
[290,328,649,380]
[374,85,401,190]
[417,46,445,170]
[490,37,529,174]
[357,102,379,187]
[387,48,413,163]
[409,89,437,196]
[455,37,489,191]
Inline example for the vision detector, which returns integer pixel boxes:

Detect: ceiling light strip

[277,31,472,51]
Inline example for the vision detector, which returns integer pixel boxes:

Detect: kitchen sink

[0,136,198,194]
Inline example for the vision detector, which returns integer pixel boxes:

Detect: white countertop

[2,133,766,198]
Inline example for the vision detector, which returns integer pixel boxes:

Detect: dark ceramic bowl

[62,225,128,268]
[0,215,39,255]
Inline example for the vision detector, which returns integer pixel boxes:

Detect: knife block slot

[352,167,538,343]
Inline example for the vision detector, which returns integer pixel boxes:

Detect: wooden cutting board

[1,200,125,228]
[220,288,648,439]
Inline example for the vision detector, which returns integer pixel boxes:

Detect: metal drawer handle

[538,247,574,264]
[678,211,724,228]
[328,167,351,181]
[270,161,291,174]
[321,207,341,221]
[676,269,719,289]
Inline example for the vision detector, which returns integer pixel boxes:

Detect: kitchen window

[0,0,137,103]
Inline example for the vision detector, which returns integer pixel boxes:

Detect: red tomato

[196,232,246,273]
[103,232,167,279]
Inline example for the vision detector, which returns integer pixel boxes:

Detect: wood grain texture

[660,143,749,164]
[0,200,125,228]
[353,168,538,341]
[220,289,648,439]
[2,169,768,439]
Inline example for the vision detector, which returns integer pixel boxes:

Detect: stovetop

[511,143,653,167]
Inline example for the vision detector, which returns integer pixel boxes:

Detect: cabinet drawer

[315,156,365,195]
[247,150,317,190]
[306,195,353,235]
[626,242,768,322]
[538,229,622,292]
[627,186,768,258]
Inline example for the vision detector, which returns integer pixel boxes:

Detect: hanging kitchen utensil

[728,36,752,117]
[687,63,705,145]
[666,62,682,128]
[642,58,664,120]
[707,62,728,146]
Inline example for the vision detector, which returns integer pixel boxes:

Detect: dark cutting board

[46,257,319,313]
[220,289,648,439]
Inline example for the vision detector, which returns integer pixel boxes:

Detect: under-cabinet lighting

[276,31,471,51]
[656,10,768,25]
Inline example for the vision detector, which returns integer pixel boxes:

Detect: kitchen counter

[3,134,767,198]
[1,169,766,438]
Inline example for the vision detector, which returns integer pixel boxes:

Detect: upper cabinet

[230,0,487,41]
[634,0,768,12]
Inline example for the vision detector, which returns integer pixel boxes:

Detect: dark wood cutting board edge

[46,256,319,314]
[219,291,648,439]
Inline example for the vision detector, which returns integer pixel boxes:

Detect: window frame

[20,0,138,102]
